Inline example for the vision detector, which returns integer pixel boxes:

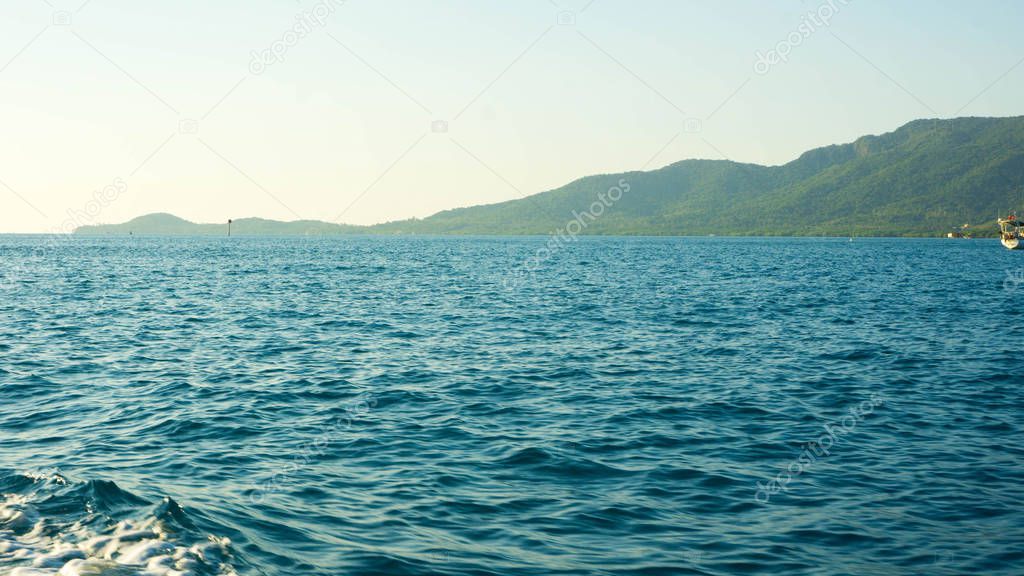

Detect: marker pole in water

[228,219,233,237]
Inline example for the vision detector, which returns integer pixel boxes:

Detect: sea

[0,235,1022,575]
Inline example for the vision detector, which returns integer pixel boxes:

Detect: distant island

[76,116,1024,238]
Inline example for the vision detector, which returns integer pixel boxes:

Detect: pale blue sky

[1,0,1022,232]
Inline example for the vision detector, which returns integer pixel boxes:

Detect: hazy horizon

[3,0,1023,233]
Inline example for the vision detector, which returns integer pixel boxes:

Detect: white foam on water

[0,480,238,576]
[0,494,39,532]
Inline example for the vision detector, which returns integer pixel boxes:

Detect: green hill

[76,116,1024,237]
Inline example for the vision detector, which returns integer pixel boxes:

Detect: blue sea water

[1,235,1022,576]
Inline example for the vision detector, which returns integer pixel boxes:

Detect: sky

[1,0,1023,233]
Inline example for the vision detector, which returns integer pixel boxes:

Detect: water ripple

[0,235,1022,575]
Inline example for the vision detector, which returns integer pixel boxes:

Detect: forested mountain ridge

[76,116,1024,237]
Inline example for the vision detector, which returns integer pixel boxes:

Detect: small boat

[998,213,1022,250]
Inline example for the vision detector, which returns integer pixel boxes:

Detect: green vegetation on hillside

[76,116,1024,237]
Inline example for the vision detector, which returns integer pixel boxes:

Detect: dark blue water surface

[1,235,1022,575]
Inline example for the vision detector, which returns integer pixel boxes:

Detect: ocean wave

[3,236,1023,575]
[0,471,239,576]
